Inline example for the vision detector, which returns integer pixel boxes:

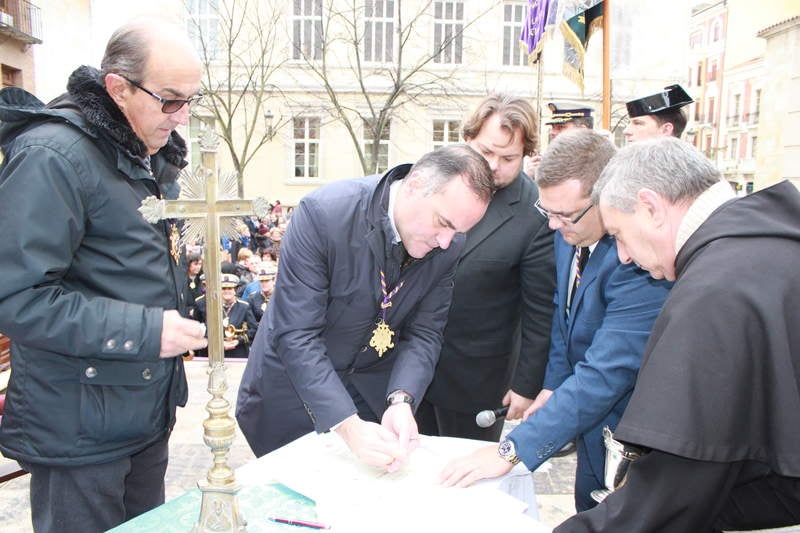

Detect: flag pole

[536,51,544,146]
[602,0,611,129]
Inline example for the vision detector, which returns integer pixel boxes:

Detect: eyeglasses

[121,75,203,114]
[535,199,594,225]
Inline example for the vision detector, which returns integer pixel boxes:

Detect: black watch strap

[385,390,415,407]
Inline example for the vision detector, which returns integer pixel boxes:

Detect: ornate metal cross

[139,128,268,532]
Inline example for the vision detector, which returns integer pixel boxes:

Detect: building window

[708,97,715,123]
[294,117,320,178]
[363,118,390,174]
[696,62,703,86]
[730,94,740,126]
[364,0,394,62]
[433,119,461,150]
[713,21,721,42]
[189,115,216,172]
[433,1,464,64]
[750,136,758,158]
[751,88,761,123]
[1,64,21,88]
[729,136,738,160]
[694,99,703,122]
[187,0,219,60]
[708,59,718,82]
[293,0,323,60]
[503,2,527,66]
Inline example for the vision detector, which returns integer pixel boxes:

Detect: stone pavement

[0,360,577,532]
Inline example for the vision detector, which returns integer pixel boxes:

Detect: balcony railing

[745,111,759,124]
[0,1,42,45]
[727,115,740,127]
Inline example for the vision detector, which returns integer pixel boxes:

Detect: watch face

[499,439,515,457]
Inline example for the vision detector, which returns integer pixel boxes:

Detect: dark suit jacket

[424,172,556,413]
[509,234,672,488]
[236,165,466,456]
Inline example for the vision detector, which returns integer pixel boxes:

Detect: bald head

[101,18,200,81]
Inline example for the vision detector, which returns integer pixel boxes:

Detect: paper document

[237,432,551,533]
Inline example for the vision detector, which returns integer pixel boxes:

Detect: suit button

[105,339,117,350]
[85,367,97,378]
[142,368,152,380]
[123,340,134,351]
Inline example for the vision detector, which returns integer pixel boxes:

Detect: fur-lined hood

[0,65,187,170]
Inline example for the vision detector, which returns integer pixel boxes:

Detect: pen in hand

[267,516,331,530]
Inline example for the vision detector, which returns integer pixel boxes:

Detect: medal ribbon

[369,270,405,357]
[379,270,404,321]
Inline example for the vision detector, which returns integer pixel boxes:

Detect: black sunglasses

[121,75,203,114]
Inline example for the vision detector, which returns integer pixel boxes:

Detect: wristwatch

[498,438,521,465]
[385,390,415,408]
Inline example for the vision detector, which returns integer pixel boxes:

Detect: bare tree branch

[186,0,288,196]
[290,0,501,174]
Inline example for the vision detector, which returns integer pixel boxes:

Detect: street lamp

[264,110,274,139]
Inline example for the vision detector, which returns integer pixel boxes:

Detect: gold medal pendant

[370,319,396,357]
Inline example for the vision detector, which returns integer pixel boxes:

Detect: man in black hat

[546,101,594,140]
[526,102,595,176]
[247,266,277,324]
[623,84,693,143]
[195,273,258,359]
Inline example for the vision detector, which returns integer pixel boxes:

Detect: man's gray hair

[100,21,152,81]
[410,144,495,203]
[592,137,721,212]
[536,129,616,197]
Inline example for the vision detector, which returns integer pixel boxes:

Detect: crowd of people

[0,16,797,533]
[183,206,286,360]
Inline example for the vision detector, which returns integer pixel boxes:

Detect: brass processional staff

[139,127,268,532]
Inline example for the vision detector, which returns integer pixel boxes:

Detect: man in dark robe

[557,137,800,531]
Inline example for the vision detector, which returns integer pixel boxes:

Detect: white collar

[675,180,736,253]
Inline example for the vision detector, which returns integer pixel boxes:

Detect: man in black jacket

[195,274,258,359]
[418,94,556,441]
[0,19,207,533]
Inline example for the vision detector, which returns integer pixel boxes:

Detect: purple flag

[520,0,557,57]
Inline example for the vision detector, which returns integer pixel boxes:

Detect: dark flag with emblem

[561,0,604,91]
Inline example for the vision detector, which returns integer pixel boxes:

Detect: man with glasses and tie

[440,130,671,512]
[0,18,207,532]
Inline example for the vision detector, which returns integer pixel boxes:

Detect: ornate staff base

[192,480,247,532]
[191,362,248,532]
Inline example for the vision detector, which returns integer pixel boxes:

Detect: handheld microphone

[475,406,509,428]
